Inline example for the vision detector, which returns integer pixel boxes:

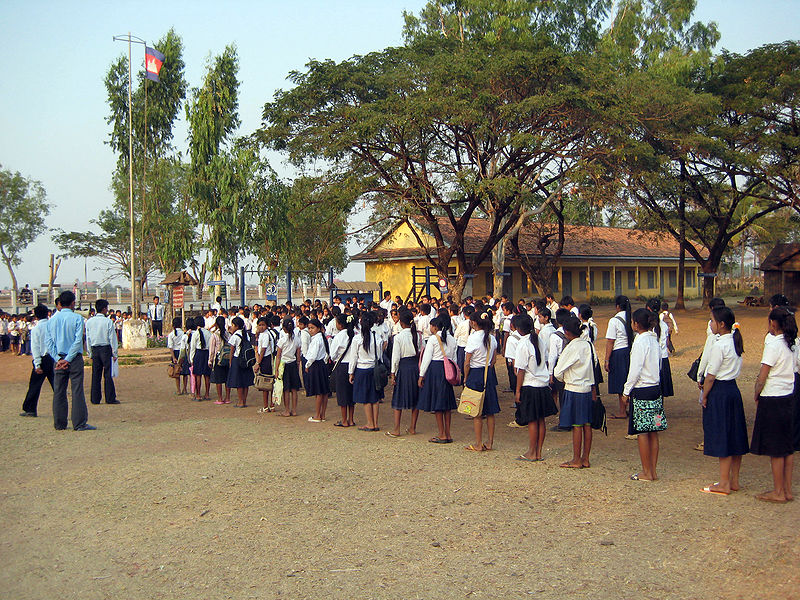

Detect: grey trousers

[53,354,88,430]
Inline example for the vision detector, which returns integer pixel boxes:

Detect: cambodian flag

[145,47,165,82]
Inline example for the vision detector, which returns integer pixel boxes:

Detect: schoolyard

[1,303,797,600]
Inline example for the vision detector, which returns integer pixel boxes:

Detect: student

[148,296,164,338]
[503,308,521,394]
[700,306,748,495]
[695,297,728,451]
[0,312,8,352]
[579,304,598,343]
[418,315,458,443]
[647,298,673,399]
[751,308,796,503]
[416,303,433,341]
[549,308,571,425]
[455,305,474,383]
[9,315,20,355]
[348,313,383,431]
[226,317,254,408]
[276,318,302,417]
[190,317,212,401]
[330,313,356,427]
[85,299,119,405]
[605,295,634,419]
[560,296,579,318]
[545,293,560,318]
[537,308,555,351]
[387,309,422,438]
[304,318,331,423]
[463,311,500,452]
[661,301,678,352]
[514,314,557,461]
[554,316,598,469]
[167,317,188,395]
[255,317,278,413]
[20,304,53,418]
[298,316,311,390]
[622,309,666,481]
[208,316,231,405]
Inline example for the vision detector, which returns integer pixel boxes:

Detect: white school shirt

[455,318,471,347]
[167,328,184,351]
[500,314,512,334]
[554,338,596,393]
[299,328,311,356]
[419,331,458,377]
[514,333,550,388]
[760,333,796,396]
[464,330,497,369]
[657,316,669,358]
[0,318,7,335]
[380,298,393,311]
[326,318,338,339]
[391,327,421,374]
[538,322,555,358]
[258,329,278,356]
[504,330,521,360]
[622,331,661,396]
[330,329,354,363]
[229,330,244,357]
[698,330,719,380]
[390,318,403,337]
[605,311,630,351]
[277,331,300,364]
[704,333,742,381]
[305,332,329,367]
[580,319,599,343]
[416,313,431,340]
[661,310,678,334]
[570,306,580,318]
[347,333,380,374]
[794,338,800,375]
[548,328,566,375]
[548,300,560,316]
[372,323,388,352]
[189,328,211,362]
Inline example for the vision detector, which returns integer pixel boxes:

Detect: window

[602,270,611,291]
[668,269,677,288]
[647,270,655,289]
[521,272,528,295]
[589,270,596,291]
[447,266,457,277]
[578,270,586,292]
[550,271,559,293]
[687,270,695,287]
[628,271,636,289]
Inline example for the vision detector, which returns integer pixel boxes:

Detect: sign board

[438,276,449,293]
[265,283,278,302]
[172,284,184,309]
[698,273,718,278]
[206,280,227,286]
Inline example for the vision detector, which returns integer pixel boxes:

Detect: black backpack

[239,332,257,370]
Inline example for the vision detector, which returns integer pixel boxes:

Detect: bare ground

[1,304,798,600]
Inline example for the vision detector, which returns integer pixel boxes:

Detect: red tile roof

[352,218,701,262]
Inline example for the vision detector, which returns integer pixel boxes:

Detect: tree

[0,166,49,295]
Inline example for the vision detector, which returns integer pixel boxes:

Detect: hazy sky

[1,0,798,290]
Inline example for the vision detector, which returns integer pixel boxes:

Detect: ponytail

[515,315,541,366]
[616,294,633,346]
[399,309,418,354]
[470,310,493,349]
[309,318,329,356]
[768,308,797,351]
[360,314,372,352]
[711,306,744,356]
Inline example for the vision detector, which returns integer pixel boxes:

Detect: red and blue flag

[145,47,165,82]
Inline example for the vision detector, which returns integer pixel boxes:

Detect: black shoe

[19,412,37,417]
[106,399,121,404]
[550,425,571,432]
[74,424,97,431]
[54,426,67,430]
[90,400,100,404]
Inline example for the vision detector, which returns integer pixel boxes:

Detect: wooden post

[636,266,640,297]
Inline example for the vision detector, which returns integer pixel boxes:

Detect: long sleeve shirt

[347,333,381,374]
[554,338,597,394]
[31,318,50,369]
[304,332,329,367]
[47,308,85,363]
[390,327,421,374]
[330,329,354,363]
[623,331,661,396]
[419,331,458,377]
[85,314,118,358]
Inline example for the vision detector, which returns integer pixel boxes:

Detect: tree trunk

[739,234,746,289]
[48,254,61,305]
[701,265,715,308]
[450,273,466,303]
[1,247,18,296]
[491,239,506,298]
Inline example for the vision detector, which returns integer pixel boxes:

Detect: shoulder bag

[587,341,607,435]
[329,334,354,391]
[435,334,461,385]
[240,331,257,370]
[372,332,389,391]
[457,355,490,418]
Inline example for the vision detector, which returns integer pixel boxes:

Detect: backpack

[215,343,231,368]
[240,332,257,370]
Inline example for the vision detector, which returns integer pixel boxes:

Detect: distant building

[759,243,800,301]
[352,217,703,301]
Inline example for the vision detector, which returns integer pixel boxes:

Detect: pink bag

[436,335,462,385]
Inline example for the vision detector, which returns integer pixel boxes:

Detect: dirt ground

[1,302,798,600]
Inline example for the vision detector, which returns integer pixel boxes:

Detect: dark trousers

[53,354,88,430]
[91,345,116,404]
[506,358,516,392]
[22,354,55,415]
[0,334,8,351]
[152,320,163,337]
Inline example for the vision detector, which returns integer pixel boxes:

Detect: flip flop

[429,437,448,444]
[560,462,583,468]
[464,444,484,452]
[358,426,373,431]
[609,413,627,419]
[333,421,345,427]
[516,456,543,462]
[701,486,729,496]
[385,431,402,438]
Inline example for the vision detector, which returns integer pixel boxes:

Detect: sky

[1,0,798,291]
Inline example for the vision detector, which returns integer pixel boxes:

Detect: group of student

[0,312,36,355]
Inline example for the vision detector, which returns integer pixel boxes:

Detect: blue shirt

[31,318,50,369]
[47,309,85,363]
[85,313,118,358]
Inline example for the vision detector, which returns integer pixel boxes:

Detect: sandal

[464,444,484,452]
[429,437,448,444]
[385,431,402,438]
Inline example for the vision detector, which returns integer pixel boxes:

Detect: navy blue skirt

[281,361,303,391]
[660,357,674,398]
[259,354,273,375]
[226,354,254,389]
[456,347,466,384]
[794,373,800,452]
[464,365,500,416]
[174,350,190,375]
[751,393,795,457]
[702,379,749,457]
[559,390,593,427]
[305,360,330,397]
[192,349,211,376]
[392,356,419,410]
[516,385,557,424]
[334,362,354,407]
[353,367,379,404]
[418,360,457,412]
[607,347,630,395]
[210,364,228,385]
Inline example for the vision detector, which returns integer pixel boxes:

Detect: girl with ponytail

[347,313,383,431]
[276,317,302,417]
[418,315,458,443]
[463,310,500,452]
[304,318,331,423]
[700,306,748,495]
[387,308,423,437]
[646,298,673,399]
[605,295,634,419]
[330,313,356,427]
[751,308,797,502]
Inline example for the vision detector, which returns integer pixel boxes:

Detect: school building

[351,217,703,302]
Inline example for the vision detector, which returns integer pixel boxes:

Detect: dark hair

[360,313,372,352]
[503,302,515,313]
[645,298,661,313]
[559,296,574,307]
[420,303,432,316]
[709,297,726,310]
[516,314,542,365]
[711,306,743,356]
[398,309,419,354]
[510,313,526,332]
[554,308,571,327]
[231,316,244,330]
[632,308,660,339]
[562,315,584,338]
[614,295,634,346]
[95,299,109,312]
[335,313,356,342]
[661,301,669,311]
[470,310,494,349]
[298,315,309,327]
[282,317,295,337]
[768,308,797,350]
[579,305,595,340]
[769,294,791,309]
[34,304,48,320]
[462,305,475,318]
[308,318,329,355]
[257,316,269,326]
[431,315,449,344]
[539,307,551,321]
[215,316,229,342]
[58,291,75,307]
[172,317,182,329]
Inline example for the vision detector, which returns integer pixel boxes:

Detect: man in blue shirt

[86,298,119,405]
[20,304,54,417]
[48,291,94,431]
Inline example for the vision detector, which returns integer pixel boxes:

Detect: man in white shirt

[148,296,165,339]
[86,299,119,405]
[379,291,393,312]
[20,304,53,417]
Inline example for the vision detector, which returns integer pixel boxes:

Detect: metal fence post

[286,269,292,306]
[240,266,246,308]
[329,266,334,306]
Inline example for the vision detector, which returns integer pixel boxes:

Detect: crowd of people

[8,287,799,503]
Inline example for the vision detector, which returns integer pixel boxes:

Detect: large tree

[0,166,49,295]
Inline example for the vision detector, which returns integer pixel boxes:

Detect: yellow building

[352,217,703,301]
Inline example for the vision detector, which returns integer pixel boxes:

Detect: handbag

[457,357,490,417]
[168,361,182,379]
[435,334,461,385]
[272,359,284,405]
[254,372,274,391]
[329,335,354,390]
[587,342,607,435]
[372,332,389,391]
[687,354,702,382]
[631,394,668,432]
